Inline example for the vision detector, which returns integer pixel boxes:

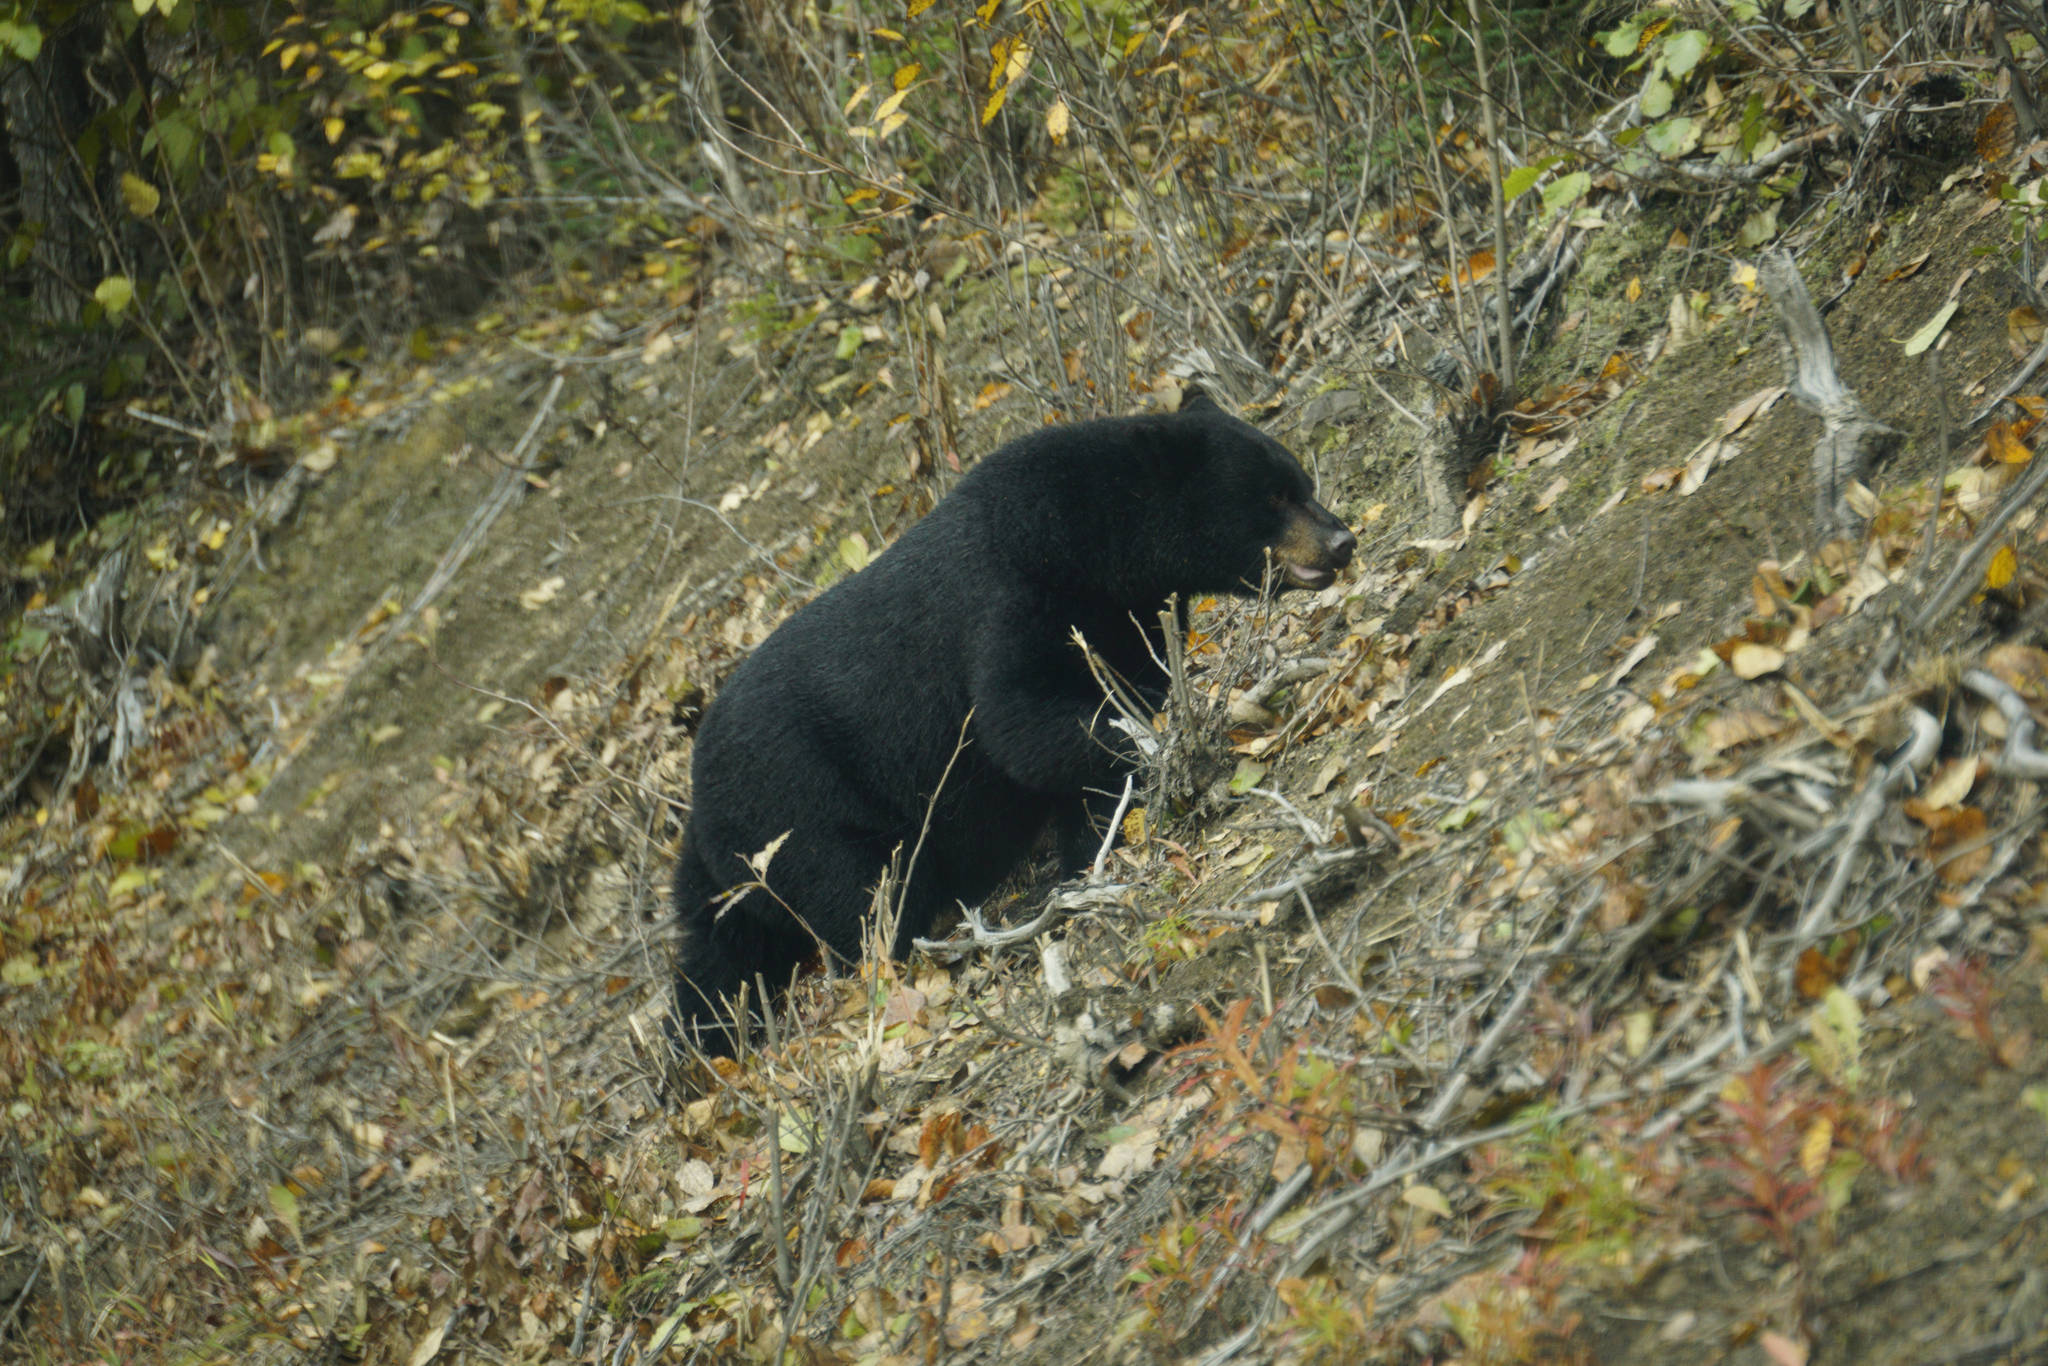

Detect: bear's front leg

[968,624,1139,801]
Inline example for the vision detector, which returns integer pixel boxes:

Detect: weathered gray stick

[1759,249,1902,537]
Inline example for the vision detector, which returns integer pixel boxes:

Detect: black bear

[670,390,1354,1053]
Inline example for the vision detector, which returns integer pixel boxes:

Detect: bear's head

[1153,388,1356,597]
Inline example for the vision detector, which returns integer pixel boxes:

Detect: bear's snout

[1274,501,1356,589]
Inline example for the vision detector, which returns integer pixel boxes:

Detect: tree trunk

[1,13,107,324]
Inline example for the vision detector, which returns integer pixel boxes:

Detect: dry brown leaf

[1719,385,1786,434]
[1983,643,2048,696]
[1978,103,2019,162]
[1700,708,1785,754]
[1096,1125,1160,1180]
[2011,306,2044,359]
[1885,250,1930,282]
[1794,946,1840,999]
[409,1310,453,1366]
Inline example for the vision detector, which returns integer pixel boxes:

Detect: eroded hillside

[5,7,2048,1365]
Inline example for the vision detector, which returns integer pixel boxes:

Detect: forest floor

[6,67,2048,1366]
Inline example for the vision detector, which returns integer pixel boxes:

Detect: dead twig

[1793,706,1941,945]
[1962,668,2048,779]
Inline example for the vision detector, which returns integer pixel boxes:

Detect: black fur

[671,393,1354,1053]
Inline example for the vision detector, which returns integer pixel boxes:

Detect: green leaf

[94,276,135,317]
[1601,15,1648,56]
[64,383,85,424]
[120,173,160,217]
[268,1183,302,1244]
[1736,205,1779,247]
[0,19,44,60]
[835,323,864,360]
[1902,299,1958,356]
[1821,1149,1863,1215]
[1644,117,1699,158]
[1228,759,1267,796]
[1663,29,1712,78]
[7,625,50,662]
[1741,91,1768,158]
[1541,171,1591,215]
[1438,797,1490,831]
[144,111,197,174]
[2021,1085,2048,1125]
[1641,75,1674,119]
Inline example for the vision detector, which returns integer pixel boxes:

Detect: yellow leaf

[1987,420,2033,465]
[982,85,1008,125]
[842,81,871,117]
[93,276,135,317]
[1987,544,2019,589]
[909,0,935,16]
[878,112,908,138]
[893,62,921,90]
[1045,97,1070,145]
[120,173,160,217]
[1799,1117,1833,1181]
[323,116,344,144]
[975,0,1000,22]
[1002,41,1032,86]
[873,87,911,122]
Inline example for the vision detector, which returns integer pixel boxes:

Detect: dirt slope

[6,141,2048,1366]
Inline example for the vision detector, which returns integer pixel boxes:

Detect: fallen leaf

[1920,756,1977,810]
[1731,642,1784,679]
[1096,1125,1159,1180]
[1988,544,2019,589]
[1402,1184,1451,1218]
[1884,250,1930,283]
[1902,299,1958,356]
[1719,385,1785,433]
[409,1311,453,1366]
[1979,103,2018,162]
[2011,306,2044,358]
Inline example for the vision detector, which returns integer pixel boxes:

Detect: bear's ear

[1178,383,1220,415]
